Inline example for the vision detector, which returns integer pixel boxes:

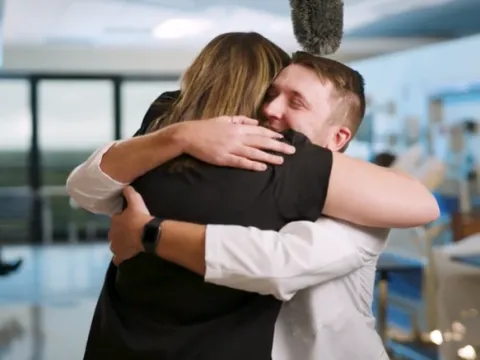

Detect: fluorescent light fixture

[152,18,212,39]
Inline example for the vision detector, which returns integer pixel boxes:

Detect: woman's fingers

[244,125,284,139]
[215,116,259,126]
[222,154,268,171]
[245,136,295,155]
[232,116,259,125]
[237,146,284,165]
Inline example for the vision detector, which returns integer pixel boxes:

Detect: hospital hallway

[2,0,480,359]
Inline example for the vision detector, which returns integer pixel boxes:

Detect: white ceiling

[1,0,451,73]
[5,0,292,48]
[4,0,451,48]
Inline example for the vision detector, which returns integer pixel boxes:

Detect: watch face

[143,220,160,253]
[143,224,159,245]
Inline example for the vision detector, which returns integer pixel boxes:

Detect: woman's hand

[175,116,296,171]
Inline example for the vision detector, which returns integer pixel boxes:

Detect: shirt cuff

[204,224,225,282]
[66,141,128,215]
[83,141,129,189]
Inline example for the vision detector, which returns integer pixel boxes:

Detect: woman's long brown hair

[147,32,290,132]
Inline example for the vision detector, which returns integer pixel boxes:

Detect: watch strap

[142,217,164,254]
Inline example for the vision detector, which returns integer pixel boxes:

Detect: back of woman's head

[148,32,290,131]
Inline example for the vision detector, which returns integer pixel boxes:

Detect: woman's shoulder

[154,90,181,104]
[135,90,181,136]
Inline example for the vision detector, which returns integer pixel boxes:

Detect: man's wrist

[154,220,207,275]
[138,216,162,254]
[154,220,174,258]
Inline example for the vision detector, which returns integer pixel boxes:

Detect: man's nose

[262,97,283,120]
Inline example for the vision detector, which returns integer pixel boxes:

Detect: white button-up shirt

[66,143,391,360]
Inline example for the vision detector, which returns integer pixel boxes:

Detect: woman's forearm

[323,152,440,228]
[99,123,185,184]
[66,123,187,215]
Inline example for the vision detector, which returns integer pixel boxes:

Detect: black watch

[141,217,164,254]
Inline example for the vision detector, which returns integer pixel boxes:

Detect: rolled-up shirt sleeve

[66,142,127,216]
[205,218,388,301]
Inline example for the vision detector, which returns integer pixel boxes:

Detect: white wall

[3,33,480,159]
[2,38,444,74]
[348,34,480,163]
[3,45,201,74]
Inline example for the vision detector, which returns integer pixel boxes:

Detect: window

[38,80,114,239]
[121,81,179,137]
[0,80,31,241]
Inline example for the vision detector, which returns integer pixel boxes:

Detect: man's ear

[325,126,352,152]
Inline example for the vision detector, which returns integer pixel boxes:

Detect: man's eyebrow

[292,90,312,109]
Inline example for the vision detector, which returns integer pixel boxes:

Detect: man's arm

[275,131,439,228]
[110,188,389,302]
[325,152,440,228]
[275,132,439,229]
[157,220,388,301]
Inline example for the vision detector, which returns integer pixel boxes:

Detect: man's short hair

[291,52,366,139]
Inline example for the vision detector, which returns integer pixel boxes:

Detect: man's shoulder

[282,129,312,147]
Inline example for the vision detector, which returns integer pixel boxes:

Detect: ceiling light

[429,330,443,345]
[152,18,212,39]
[458,345,476,360]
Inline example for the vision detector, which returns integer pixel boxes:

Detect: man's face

[262,64,350,151]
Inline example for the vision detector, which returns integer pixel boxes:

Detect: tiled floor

[0,243,433,360]
[0,243,112,360]
[3,243,479,360]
